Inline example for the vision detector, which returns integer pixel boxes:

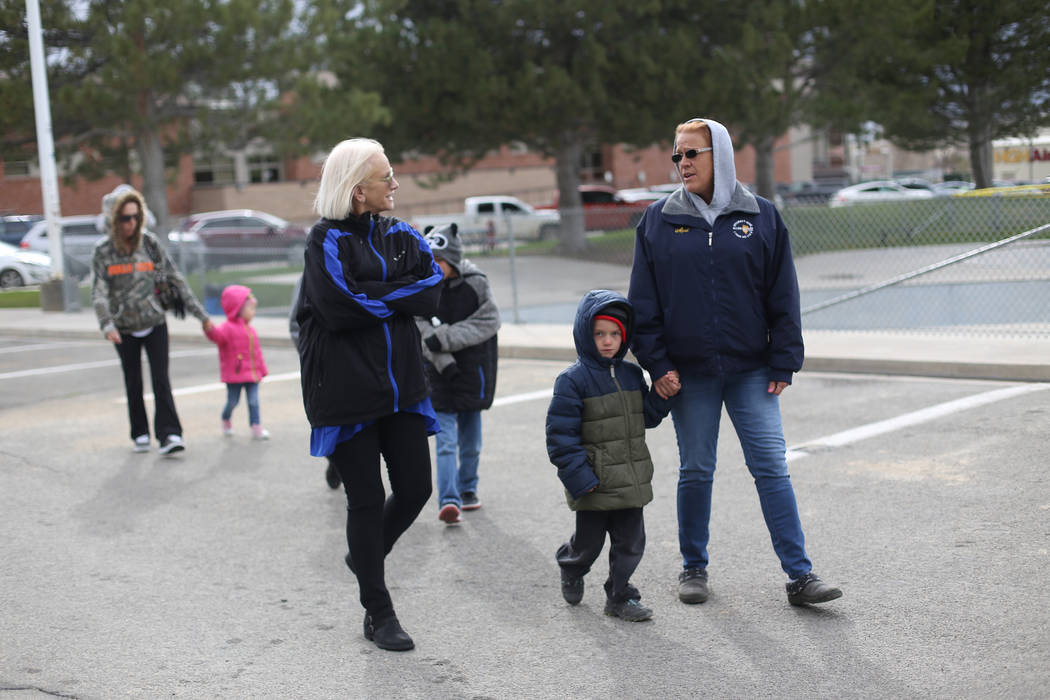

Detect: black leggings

[331,412,433,624]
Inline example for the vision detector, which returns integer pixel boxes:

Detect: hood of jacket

[573,289,634,366]
[99,184,148,253]
[672,118,758,225]
[220,284,252,321]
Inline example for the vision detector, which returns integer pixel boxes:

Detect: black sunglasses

[671,147,713,164]
[118,213,142,223]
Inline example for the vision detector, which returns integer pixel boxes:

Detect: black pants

[114,323,181,440]
[556,507,645,603]
[331,412,433,624]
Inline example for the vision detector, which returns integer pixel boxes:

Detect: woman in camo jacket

[91,185,213,455]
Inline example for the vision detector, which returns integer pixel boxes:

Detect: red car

[539,185,649,231]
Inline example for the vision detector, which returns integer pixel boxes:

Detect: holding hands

[654,369,681,399]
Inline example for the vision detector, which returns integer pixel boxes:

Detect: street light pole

[26,0,77,311]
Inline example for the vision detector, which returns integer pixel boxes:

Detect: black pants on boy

[556,507,645,604]
[331,412,433,626]
[114,323,182,440]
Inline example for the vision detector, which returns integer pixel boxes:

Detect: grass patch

[0,288,41,308]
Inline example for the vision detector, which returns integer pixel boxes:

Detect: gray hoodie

[676,118,741,226]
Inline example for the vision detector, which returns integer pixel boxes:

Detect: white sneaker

[251,425,270,440]
[159,434,185,455]
[133,435,150,453]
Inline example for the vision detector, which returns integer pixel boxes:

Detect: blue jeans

[434,410,482,507]
[672,367,812,579]
[222,382,260,425]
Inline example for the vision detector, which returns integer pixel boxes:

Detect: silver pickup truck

[409,195,560,248]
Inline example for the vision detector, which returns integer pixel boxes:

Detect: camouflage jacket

[91,231,207,335]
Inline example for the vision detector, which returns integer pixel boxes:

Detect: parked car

[409,196,560,247]
[167,209,308,268]
[19,215,104,279]
[828,180,936,207]
[538,185,649,230]
[0,214,43,246]
[615,187,665,203]
[777,181,845,206]
[932,180,975,196]
[0,241,51,288]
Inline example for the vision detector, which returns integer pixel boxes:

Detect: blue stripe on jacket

[321,226,392,318]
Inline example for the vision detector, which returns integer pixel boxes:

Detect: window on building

[194,155,236,185]
[248,153,281,183]
[3,160,33,178]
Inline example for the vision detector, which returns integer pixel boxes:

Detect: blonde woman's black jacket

[296,212,443,428]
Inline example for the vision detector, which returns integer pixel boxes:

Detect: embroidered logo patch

[674,226,690,233]
[732,220,754,239]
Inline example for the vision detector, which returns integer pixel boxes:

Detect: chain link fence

[172,192,1050,339]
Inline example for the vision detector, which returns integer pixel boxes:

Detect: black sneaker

[364,613,414,651]
[786,572,842,606]
[561,575,584,605]
[325,460,341,489]
[460,491,482,511]
[158,435,185,455]
[678,568,709,604]
[604,598,653,622]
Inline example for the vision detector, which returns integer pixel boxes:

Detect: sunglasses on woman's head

[671,147,713,164]
[118,214,142,223]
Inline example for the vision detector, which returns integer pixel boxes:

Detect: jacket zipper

[248,328,257,381]
[609,364,636,479]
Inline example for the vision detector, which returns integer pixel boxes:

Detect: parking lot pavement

[1,340,1049,698]
[1,303,1048,381]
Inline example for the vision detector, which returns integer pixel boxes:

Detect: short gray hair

[313,138,385,220]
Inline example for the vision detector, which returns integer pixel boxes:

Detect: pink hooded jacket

[205,285,269,384]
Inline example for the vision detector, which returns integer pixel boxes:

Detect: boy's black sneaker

[158,435,185,455]
[604,598,653,622]
[786,572,842,606]
[678,568,709,604]
[561,575,584,605]
[460,492,482,511]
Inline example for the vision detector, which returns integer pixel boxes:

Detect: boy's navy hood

[573,289,633,365]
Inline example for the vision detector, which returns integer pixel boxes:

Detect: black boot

[363,613,414,651]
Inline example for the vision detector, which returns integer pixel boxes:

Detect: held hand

[202,319,214,334]
[654,370,681,399]
[768,381,789,396]
[105,330,121,344]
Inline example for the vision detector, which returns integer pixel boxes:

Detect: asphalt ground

[2,335,1049,699]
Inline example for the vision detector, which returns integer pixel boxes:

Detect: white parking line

[786,383,1050,461]
[0,340,96,355]
[0,349,214,381]
[123,371,303,403]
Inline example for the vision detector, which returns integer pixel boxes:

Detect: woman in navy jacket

[295,138,443,651]
[628,118,841,607]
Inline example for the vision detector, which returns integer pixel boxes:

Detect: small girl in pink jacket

[206,284,270,439]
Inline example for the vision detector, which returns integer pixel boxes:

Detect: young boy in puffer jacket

[545,289,673,622]
[205,284,270,439]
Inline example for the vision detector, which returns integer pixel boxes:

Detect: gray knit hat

[424,223,462,274]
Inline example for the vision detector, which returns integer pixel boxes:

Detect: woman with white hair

[294,138,443,651]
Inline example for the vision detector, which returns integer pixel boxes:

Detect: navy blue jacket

[545,290,672,510]
[297,212,443,427]
[628,185,803,385]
